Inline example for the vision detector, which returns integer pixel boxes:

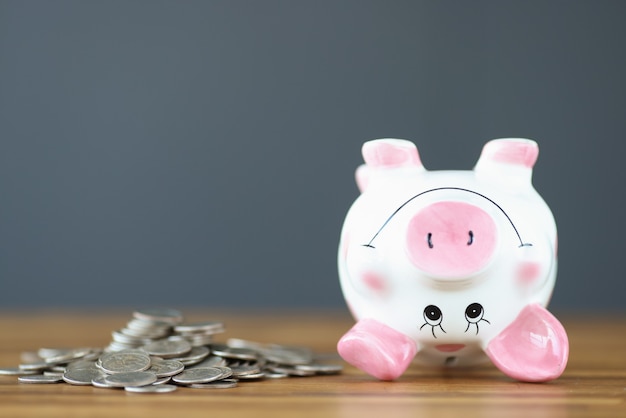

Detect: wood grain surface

[0,309,624,418]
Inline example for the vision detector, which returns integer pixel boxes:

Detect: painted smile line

[435,344,466,353]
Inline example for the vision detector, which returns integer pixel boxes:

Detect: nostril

[427,233,433,249]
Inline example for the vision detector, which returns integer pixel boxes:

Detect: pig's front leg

[337,318,417,380]
[485,304,568,382]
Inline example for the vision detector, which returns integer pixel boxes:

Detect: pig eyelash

[362,187,532,249]
[420,322,446,338]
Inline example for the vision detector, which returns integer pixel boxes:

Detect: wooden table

[1,309,624,417]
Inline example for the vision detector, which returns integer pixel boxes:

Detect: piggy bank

[337,138,568,382]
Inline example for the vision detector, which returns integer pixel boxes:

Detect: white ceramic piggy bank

[337,138,568,382]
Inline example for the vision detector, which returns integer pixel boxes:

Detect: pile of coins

[0,308,342,393]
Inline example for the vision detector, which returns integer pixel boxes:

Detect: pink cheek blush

[517,261,542,284]
[361,271,388,295]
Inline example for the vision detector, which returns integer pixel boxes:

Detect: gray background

[1,1,624,312]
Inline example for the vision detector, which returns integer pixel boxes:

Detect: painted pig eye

[465,303,483,322]
[464,303,490,335]
[420,305,446,338]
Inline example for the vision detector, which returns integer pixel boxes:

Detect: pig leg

[485,304,569,382]
[337,318,417,380]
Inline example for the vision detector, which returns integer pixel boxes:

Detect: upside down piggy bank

[337,138,568,382]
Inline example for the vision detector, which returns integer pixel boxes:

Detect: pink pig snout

[406,201,497,278]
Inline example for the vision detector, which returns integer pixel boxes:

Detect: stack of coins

[0,308,342,394]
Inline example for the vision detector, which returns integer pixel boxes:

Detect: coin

[153,376,171,385]
[18,361,49,371]
[174,321,224,334]
[265,364,315,377]
[141,339,191,358]
[295,362,343,374]
[99,351,151,374]
[18,374,63,384]
[104,371,158,387]
[133,309,183,325]
[210,344,258,361]
[66,359,98,371]
[261,345,313,366]
[171,367,225,385]
[63,368,106,385]
[187,379,238,389]
[187,355,227,369]
[125,384,178,393]
[91,374,117,388]
[169,346,209,365]
[147,359,185,377]
[229,364,261,377]
[0,367,39,376]
[44,348,94,365]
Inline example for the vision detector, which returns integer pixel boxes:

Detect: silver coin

[210,344,258,361]
[263,370,289,379]
[187,379,238,389]
[229,364,261,377]
[63,368,106,385]
[187,355,227,369]
[170,346,209,365]
[171,367,225,384]
[104,371,158,387]
[225,338,264,351]
[20,351,43,364]
[153,376,172,385]
[133,308,183,324]
[37,347,70,359]
[18,361,49,371]
[44,347,93,365]
[235,372,265,380]
[99,351,151,374]
[142,339,191,358]
[91,374,118,388]
[125,384,178,393]
[262,346,312,366]
[119,327,169,340]
[174,321,224,334]
[111,330,154,346]
[126,318,172,332]
[0,367,39,376]
[183,335,215,347]
[18,374,63,384]
[295,362,344,374]
[147,359,185,377]
[265,365,316,377]
[43,370,65,378]
[66,359,97,371]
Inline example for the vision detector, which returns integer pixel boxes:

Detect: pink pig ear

[485,304,568,382]
[356,139,424,192]
[474,138,539,185]
[362,138,423,168]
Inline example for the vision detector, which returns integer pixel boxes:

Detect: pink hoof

[337,318,417,380]
[486,304,569,382]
